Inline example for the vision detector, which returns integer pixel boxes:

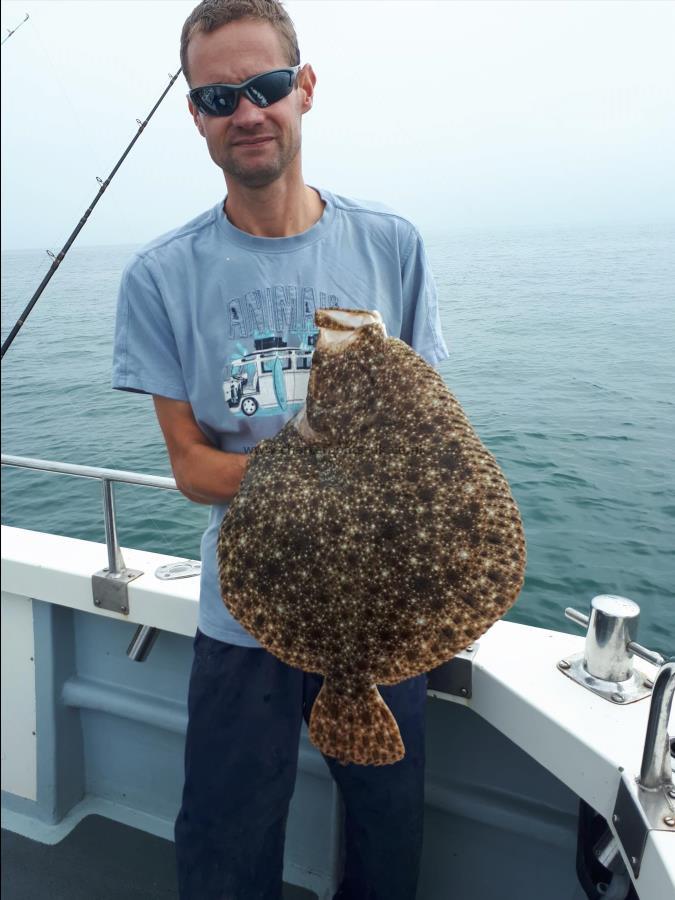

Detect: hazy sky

[1,0,674,250]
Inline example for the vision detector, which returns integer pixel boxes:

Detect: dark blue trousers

[175,630,427,900]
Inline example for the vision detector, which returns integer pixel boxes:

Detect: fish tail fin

[309,680,405,766]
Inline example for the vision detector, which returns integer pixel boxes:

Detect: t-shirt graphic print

[222,283,339,418]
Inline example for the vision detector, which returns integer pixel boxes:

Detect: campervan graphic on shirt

[222,285,342,417]
[223,332,318,417]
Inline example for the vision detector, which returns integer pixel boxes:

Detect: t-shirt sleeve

[400,227,450,368]
[112,254,188,401]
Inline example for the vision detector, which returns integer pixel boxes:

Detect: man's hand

[153,395,248,504]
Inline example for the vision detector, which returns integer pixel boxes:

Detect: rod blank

[1,67,182,359]
[1,13,29,46]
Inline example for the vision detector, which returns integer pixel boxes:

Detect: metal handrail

[2,453,184,663]
[1,454,177,491]
[2,453,177,576]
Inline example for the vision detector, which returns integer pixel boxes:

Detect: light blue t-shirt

[112,187,449,646]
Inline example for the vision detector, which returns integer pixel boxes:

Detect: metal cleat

[558,595,665,704]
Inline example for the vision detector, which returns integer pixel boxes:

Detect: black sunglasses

[188,66,301,117]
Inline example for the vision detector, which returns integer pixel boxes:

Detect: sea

[1,224,674,656]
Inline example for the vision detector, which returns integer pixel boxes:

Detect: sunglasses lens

[191,69,297,117]
[192,85,238,116]
[245,69,296,108]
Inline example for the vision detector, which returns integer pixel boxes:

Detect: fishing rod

[1,67,183,361]
[1,12,29,45]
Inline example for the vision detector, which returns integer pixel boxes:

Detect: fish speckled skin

[218,308,526,766]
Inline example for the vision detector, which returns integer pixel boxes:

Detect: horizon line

[3,217,675,254]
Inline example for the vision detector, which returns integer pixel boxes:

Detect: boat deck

[1,817,317,900]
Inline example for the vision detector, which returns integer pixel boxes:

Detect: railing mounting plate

[92,567,143,615]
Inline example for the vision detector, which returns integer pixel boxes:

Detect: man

[113,1,449,897]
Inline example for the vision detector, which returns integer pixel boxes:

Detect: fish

[217,308,526,766]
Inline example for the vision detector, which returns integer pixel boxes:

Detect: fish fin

[309,680,405,766]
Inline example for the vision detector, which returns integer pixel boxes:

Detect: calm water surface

[2,223,674,655]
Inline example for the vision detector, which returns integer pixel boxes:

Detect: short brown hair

[180,0,300,85]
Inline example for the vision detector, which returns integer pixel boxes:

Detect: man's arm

[153,395,248,505]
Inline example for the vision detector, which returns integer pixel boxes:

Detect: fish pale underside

[218,307,526,766]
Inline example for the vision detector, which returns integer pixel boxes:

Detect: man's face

[186,20,313,189]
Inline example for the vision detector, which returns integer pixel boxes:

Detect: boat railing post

[99,478,163,662]
[101,478,125,575]
[610,659,675,878]
[638,661,675,791]
[92,479,143,617]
